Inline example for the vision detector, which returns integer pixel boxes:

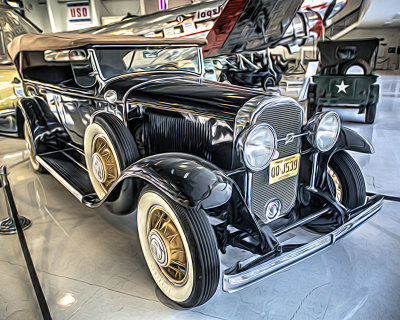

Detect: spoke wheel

[137,186,219,307]
[84,113,139,199]
[147,206,188,285]
[327,166,343,203]
[91,135,120,193]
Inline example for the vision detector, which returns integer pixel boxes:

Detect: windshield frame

[90,44,204,83]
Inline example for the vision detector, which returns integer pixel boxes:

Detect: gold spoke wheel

[147,206,188,285]
[91,135,120,193]
[328,166,343,203]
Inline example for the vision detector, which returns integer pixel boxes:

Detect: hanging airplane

[79,0,371,90]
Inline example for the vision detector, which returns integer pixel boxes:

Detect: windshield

[94,46,201,79]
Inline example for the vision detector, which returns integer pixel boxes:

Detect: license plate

[269,154,300,185]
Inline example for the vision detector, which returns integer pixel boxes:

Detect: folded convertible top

[7,33,207,61]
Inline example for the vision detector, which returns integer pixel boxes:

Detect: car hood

[104,72,267,120]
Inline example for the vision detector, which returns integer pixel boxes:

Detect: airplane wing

[203,0,304,57]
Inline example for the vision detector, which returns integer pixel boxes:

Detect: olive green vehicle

[0,4,39,136]
[308,39,380,124]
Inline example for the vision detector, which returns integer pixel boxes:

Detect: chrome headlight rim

[239,123,278,172]
[307,111,341,152]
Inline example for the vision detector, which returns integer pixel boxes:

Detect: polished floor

[0,76,399,319]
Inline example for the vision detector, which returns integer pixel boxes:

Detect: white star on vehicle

[336,80,349,93]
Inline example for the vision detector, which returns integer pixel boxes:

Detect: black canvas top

[318,38,379,69]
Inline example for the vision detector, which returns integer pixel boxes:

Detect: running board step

[37,153,95,201]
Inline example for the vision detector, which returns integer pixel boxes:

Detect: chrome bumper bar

[223,195,384,293]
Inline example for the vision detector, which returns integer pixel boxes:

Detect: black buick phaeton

[8,34,383,307]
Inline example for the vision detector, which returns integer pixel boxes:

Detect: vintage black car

[8,33,383,308]
[307,39,380,123]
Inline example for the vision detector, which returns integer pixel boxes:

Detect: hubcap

[91,135,119,192]
[147,206,188,285]
[149,229,169,267]
[92,153,106,183]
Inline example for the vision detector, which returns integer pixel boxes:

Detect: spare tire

[341,57,371,75]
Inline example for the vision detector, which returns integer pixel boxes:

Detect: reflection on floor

[0,76,399,320]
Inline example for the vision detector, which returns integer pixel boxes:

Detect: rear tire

[137,185,220,307]
[24,121,46,173]
[365,103,377,124]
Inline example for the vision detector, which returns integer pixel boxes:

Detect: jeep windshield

[94,46,202,79]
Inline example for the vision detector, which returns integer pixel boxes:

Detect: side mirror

[11,77,21,85]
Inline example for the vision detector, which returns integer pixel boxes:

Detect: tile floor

[0,76,399,320]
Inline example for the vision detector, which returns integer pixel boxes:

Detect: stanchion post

[0,166,32,234]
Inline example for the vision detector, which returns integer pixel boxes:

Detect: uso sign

[68,2,91,24]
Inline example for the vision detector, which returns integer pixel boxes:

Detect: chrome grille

[250,102,303,222]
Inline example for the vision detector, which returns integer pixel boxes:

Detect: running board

[36,152,95,202]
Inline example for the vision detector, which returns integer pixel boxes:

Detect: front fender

[334,127,374,154]
[83,153,233,213]
[312,127,373,189]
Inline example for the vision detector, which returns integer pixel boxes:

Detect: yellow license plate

[269,154,300,185]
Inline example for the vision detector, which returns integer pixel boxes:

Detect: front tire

[328,151,366,209]
[137,186,220,307]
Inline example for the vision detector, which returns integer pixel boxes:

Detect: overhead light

[6,1,20,7]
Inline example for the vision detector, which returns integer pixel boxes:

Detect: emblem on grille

[265,199,282,220]
[278,132,307,145]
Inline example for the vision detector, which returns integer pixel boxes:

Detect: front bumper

[223,195,384,292]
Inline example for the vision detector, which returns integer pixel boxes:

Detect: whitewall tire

[137,186,219,307]
[84,114,139,199]
[24,121,45,173]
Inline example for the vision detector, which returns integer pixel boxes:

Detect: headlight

[242,124,277,171]
[307,112,341,152]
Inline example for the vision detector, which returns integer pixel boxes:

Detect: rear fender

[18,97,69,150]
[82,153,233,214]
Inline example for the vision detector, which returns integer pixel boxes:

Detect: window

[94,46,201,79]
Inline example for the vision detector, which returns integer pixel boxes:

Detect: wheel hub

[147,206,188,285]
[149,229,169,267]
[91,135,119,191]
[92,153,106,183]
